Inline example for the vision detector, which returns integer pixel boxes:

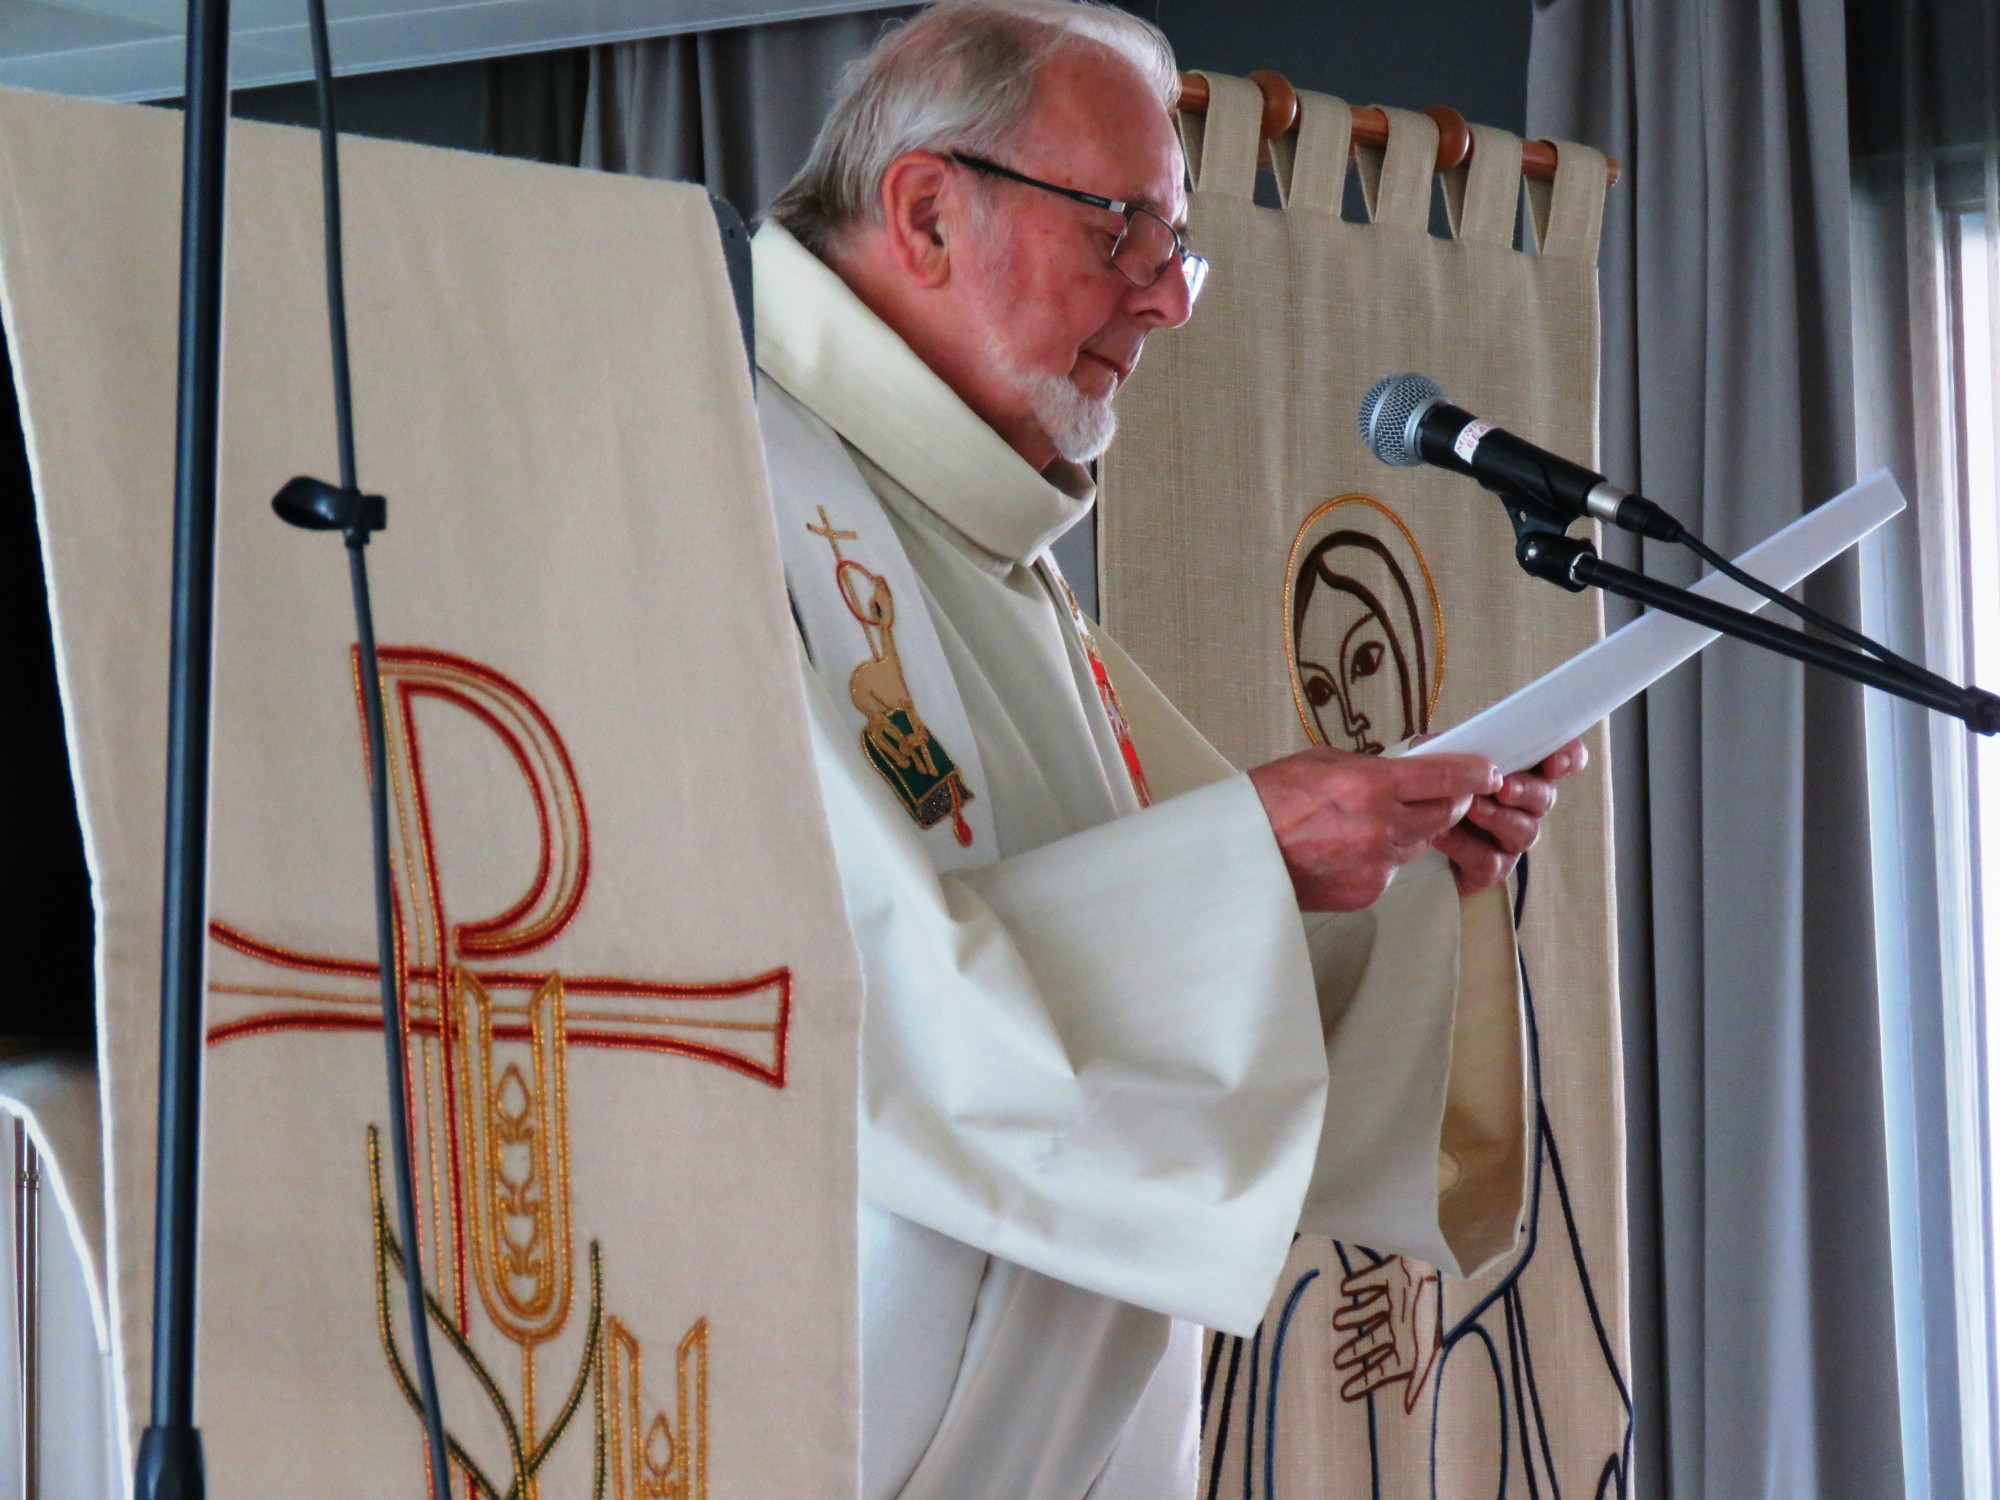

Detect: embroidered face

[1285,496,1444,755]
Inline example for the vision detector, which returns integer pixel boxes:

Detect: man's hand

[1431,737,1589,896]
[1247,747,1502,912]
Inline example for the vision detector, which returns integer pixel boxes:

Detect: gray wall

[1135,0,1532,137]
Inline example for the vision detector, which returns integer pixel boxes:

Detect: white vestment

[752,224,1530,1500]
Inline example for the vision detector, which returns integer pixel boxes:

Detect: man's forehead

[1124,147,1190,222]
[1014,44,1188,218]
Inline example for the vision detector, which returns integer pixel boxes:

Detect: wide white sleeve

[807,676,1327,1337]
[1096,629,1530,1280]
[1295,861,1528,1276]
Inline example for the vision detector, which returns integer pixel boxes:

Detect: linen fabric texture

[1098,74,1629,1499]
[0,88,861,1499]
[751,221,1530,1500]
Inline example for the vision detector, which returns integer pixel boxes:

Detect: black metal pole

[136,0,231,1494]
[1563,549,2000,732]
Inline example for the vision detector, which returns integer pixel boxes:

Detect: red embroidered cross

[204,645,791,1339]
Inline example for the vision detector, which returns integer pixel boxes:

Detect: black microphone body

[1412,400,1618,518]
[1360,374,1685,542]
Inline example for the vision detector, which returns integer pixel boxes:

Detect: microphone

[1357,373,1685,542]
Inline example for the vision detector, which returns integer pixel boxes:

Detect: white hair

[765,0,1179,257]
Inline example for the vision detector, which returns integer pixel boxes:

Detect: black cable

[302,2,453,1494]
[1677,529,1955,693]
[344,532,451,1500]
[307,0,356,494]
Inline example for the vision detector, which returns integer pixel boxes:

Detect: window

[1951,201,2000,1471]
[1858,161,2000,1500]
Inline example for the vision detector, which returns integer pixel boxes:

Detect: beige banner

[0,89,859,1499]
[1100,73,1629,1499]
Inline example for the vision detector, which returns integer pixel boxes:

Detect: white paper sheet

[1407,469,1907,771]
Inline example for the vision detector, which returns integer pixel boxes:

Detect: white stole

[761,378,999,867]
[760,377,1158,875]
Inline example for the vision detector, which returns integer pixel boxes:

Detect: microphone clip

[272,474,387,543]
[1515,530,1596,593]
[1487,482,1595,593]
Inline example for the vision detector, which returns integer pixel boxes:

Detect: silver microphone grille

[1357,373,1445,467]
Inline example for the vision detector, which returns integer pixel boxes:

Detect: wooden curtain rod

[1177,70,1622,187]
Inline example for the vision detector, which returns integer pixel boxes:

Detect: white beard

[981,328,1119,464]
[1022,364,1119,464]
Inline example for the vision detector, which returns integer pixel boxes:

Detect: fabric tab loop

[1354,106,1439,230]
[1524,139,1607,262]
[1180,71,1263,200]
[1270,91,1352,215]
[1441,124,1524,246]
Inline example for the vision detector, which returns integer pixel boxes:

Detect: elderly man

[751,3,1586,1497]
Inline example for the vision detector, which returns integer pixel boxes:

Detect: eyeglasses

[950,153,1210,305]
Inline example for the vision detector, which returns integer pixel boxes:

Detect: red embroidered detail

[373,647,592,959]
[210,922,785,1004]
[204,973,791,1088]
[211,922,379,977]
[948,776,973,846]
[210,645,797,1340]
[1089,651,1153,808]
[207,647,791,1084]
[214,645,789,1495]
[1049,573,1153,808]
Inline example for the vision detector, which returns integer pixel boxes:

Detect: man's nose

[1124,261,1195,328]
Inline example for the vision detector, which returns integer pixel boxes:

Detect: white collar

[751,222,1094,567]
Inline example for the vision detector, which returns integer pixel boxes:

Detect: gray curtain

[1527,3,1904,1498]
[581,9,919,225]
[231,51,590,164]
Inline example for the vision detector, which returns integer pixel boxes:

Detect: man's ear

[877,151,958,290]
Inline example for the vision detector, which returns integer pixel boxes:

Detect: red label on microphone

[1452,418,1492,464]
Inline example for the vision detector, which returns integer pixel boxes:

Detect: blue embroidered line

[1261,1268,1321,1500]
[1205,1335,1244,1500]
[1243,1322,1263,1499]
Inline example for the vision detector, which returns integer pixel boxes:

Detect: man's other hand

[1248,747,1501,912]
[1430,738,1589,896]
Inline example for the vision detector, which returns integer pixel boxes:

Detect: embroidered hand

[1430,737,1589,896]
[1248,747,1500,912]
[1330,1254,1442,1413]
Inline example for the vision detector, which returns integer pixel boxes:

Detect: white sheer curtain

[1850,0,2000,1493]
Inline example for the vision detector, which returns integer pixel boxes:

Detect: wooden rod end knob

[1245,69,1300,139]
[1418,104,1472,171]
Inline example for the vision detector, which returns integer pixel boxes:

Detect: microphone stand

[133,0,457,1489]
[136,0,231,1494]
[1490,487,2000,734]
